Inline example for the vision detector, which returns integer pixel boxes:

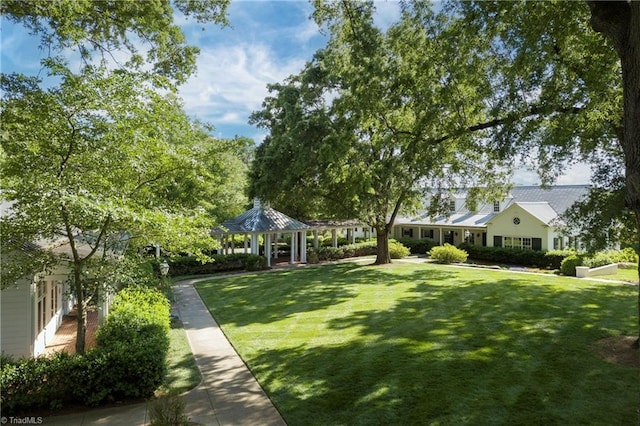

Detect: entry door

[445,231,454,244]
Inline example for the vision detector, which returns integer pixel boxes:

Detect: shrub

[584,252,615,268]
[94,287,170,402]
[0,287,173,415]
[389,240,410,259]
[560,254,584,276]
[428,244,468,264]
[458,243,575,269]
[0,351,87,415]
[307,250,320,264]
[149,394,189,426]
[315,246,345,261]
[397,238,438,255]
[602,248,638,264]
[167,253,268,276]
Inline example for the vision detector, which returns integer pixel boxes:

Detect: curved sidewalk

[45,277,286,426]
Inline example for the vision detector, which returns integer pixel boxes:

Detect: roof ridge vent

[253,198,270,209]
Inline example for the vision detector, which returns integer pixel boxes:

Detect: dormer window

[449,200,456,212]
[493,201,500,212]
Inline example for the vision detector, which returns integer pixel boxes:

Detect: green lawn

[596,264,639,284]
[158,319,201,396]
[195,262,638,425]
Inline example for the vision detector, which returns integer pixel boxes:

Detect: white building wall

[1,278,35,358]
[486,204,550,250]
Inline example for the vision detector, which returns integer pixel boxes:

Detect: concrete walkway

[45,277,286,426]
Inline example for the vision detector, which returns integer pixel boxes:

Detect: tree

[588,1,640,348]
[1,0,229,86]
[1,0,233,354]
[251,1,512,264]
[452,0,640,347]
[1,67,217,353]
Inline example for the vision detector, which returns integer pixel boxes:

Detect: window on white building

[421,229,434,239]
[493,201,500,212]
[449,200,456,212]
[504,236,536,250]
[402,228,414,238]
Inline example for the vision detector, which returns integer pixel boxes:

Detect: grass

[195,262,638,425]
[157,319,201,396]
[596,263,639,284]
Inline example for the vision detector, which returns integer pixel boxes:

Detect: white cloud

[179,42,306,128]
[512,162,592,186]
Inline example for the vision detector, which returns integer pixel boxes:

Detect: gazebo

[212,199,311,267]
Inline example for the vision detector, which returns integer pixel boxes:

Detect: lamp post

[159,261,170,277]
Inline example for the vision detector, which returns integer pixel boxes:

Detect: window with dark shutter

[532,238,542,251]
[493,235,502,247]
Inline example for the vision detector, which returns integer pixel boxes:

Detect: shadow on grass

[195,263,638,424]
[195,263,457,327]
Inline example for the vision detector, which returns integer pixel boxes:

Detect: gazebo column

[439,228,443,245]
[351,228,355,244]
[301,231,307,263]
[290,231,297,264]
[274,233,279,259]
[332,229,338,248]
[313,230,319,250]
[265,233,272,267]
[231,234,235,254]
[251,234,259,255]
[244,235,248,254]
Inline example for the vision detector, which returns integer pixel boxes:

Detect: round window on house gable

[513,217,521,225]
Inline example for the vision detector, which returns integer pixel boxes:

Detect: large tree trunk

[588,0,640,348]
[374,226,391,265]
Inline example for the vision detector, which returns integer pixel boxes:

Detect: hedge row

[0,287,171,415]
[167,253,267,276]
[309,240,409,262]
[458,243,638,275]
[396,238,439,255]
[457,243,573,270]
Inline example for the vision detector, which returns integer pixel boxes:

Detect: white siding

[487,204,550,250]
[1,278,34,358]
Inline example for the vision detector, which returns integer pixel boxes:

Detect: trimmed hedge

[314,241,377,261]
[397,238,439,255]
[0,287,171,415]
[167,253,267,276]
[311,239,410,261]
[458,243,573,270]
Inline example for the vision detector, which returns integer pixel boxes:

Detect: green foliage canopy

[0,0,229,85]
[250,1,512,263]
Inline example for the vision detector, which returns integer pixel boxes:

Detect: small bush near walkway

[0,287,171,415]
[428,244,468,264]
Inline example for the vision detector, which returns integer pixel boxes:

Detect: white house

[391,185,589,251]
[1,199,118,358]
[1,242,75,358]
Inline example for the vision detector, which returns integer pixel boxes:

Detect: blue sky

[0,1,589,185]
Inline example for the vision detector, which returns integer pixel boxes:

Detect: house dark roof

[213,200,311,235]
[395,184,590,228]
[509,185,589,216]
[303,219,363,229]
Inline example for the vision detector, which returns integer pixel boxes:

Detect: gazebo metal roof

[212,200,311,235]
